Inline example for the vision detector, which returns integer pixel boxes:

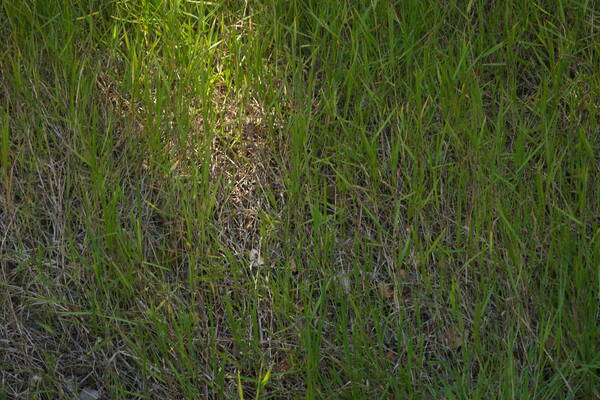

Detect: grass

[1,0,599,398]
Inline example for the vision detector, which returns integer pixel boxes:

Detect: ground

[1,0,599,399]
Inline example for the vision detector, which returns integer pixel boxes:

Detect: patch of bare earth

[209,90,285,259]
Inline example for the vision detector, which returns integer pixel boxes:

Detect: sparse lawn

[1,0,599,398]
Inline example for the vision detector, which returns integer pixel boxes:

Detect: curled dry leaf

[444,325,462,350]
[249,249,264,267]
[377,282,393,299]
[79,388,100,400]
[339,273,351,294]
[398,269,409,280]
